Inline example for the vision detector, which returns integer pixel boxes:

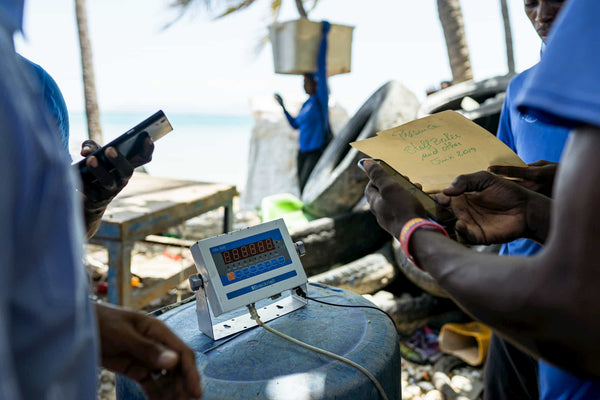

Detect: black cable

[303,293,397,329]
[148,294,196,317]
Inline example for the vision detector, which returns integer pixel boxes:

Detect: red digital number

[265,238,275,250]
[249,243,257,255]
[241,245,249,258]
[222,251,232,264]
[231,248,240,261]
[257,240,265,253]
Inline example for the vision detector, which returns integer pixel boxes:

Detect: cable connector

[247,304,261,323]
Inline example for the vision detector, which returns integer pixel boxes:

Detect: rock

[451,375,473,393]
[423,390,444,400]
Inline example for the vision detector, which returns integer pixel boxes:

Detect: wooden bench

[90,172,237,309]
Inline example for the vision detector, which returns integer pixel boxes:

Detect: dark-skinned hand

[273,93,284,108]
[96,303,202,400]
[79,136,154,238]
[437,171,547,245]
[488,160,558,197]
[362,159,427,239]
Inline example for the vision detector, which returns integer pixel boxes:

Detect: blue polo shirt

[515,0,600,398]
[496,66,570,258]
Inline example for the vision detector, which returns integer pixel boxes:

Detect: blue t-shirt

[515,0,600,398]
[496,66,570,257]
[18,55,71,159]
[282,23,330,152]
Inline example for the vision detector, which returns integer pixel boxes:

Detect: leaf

[216,0,258,19]
[271,0,282,18]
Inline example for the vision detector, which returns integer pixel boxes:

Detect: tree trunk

[75,0,103,144]
[436,0,473,84]
[294,0,308,19]
[499,0,515,75]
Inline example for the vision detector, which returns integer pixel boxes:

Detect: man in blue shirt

[0,2,202,399]
[361,0,600,393]
[275,21,331,193]
[482,1,569,399]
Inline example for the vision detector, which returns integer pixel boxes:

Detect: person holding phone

[274,21,331,193]
[19,55,154,239]
[6,4,202,399]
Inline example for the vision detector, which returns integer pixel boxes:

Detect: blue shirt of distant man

[275,21,331,193]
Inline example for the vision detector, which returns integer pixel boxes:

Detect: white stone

[423,390,443,400]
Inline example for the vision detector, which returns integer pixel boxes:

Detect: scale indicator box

[189,219,308,339]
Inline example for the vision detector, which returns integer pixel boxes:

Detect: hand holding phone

[360,158,456,233]
[75,110,172,184]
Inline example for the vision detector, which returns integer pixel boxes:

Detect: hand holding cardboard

[351,111,526,193]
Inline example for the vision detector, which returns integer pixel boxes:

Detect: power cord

[304,294,397,330]
[247,304,390,400]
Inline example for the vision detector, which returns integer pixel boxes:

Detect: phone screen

[375,160,456,231]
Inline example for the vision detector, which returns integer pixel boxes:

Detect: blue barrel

[117,284,400,399]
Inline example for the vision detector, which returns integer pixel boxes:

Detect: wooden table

[90,172,237,309]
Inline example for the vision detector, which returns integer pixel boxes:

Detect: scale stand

[188,219,309,341]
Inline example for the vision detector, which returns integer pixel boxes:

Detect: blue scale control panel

[210,229,292,287]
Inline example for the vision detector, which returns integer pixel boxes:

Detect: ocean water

[69,112,254,190]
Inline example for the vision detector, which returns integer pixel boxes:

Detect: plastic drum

[116,284,400,400]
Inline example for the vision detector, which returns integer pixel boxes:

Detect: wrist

[399,218,449,270]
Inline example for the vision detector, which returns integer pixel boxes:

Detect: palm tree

[499,0,515,75]
[436,0,473,83]
[75,0,103,144]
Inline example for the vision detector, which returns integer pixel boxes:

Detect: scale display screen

[210,228,292,287]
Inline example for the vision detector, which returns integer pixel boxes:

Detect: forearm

[282,108,299,130]
[83,199,108,239]
[409,230,546,356]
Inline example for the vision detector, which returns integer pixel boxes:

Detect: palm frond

[271,0,282,19]
[216,0,258,19]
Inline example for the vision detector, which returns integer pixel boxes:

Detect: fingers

[443,171,498,196]
[81,139,100,156]
[488,165,530,179]
[142,317,202,398]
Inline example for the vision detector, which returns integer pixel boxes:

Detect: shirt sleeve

[515,0,600,127]
[282,106,299,130]
[316,22,329,130]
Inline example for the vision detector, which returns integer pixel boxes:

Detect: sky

[15,0,543,117]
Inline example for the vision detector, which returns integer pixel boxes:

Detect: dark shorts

[297,147,324,194]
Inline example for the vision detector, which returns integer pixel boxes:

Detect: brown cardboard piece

[350,110,526,193]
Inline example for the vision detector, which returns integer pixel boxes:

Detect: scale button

[278,256,285,263]
[271,258,279,266]
[257,263,264,270]
[264,260,271,268]
[242,268,249,274]
[234,271,243,278]
[249,265,257,273]
[227,272,235,281]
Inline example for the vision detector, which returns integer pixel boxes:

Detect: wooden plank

[144,234,196,248]
[131,264,197,310]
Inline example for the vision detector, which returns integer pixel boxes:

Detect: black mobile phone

[374,159,456,233]
[75,110,172,183]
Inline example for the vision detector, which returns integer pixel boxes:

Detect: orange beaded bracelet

[399,218,449,270]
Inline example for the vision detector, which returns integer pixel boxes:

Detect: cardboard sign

[351,110,526,193]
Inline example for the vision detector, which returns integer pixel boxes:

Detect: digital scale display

[210,229,292,287]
